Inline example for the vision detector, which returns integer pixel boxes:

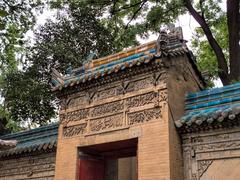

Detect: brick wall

[0,151,56,180]
[55,55,202,180]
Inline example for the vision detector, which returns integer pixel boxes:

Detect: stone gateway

[1,28,240,180]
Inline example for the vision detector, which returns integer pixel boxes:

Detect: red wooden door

[79,156,104,180]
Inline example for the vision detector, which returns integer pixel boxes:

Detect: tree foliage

[72,0,239,85]
[1,3,128,128]
[0,0,43,132]
[1,0,239,130]
[191,13,228,85]
[0,0,42,73]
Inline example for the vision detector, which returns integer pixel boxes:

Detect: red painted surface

[79,157,104,180]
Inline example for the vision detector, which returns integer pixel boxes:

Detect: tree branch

[199,0,205,19]
[227,0,240,80]
[184,0,230,85]
[111,0,145,14]
[125,0,147,29]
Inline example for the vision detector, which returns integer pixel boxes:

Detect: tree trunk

[227,0,240,82]
[184,0,230,85]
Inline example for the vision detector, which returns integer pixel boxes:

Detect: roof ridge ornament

[156,30,169,57]
[156,25,184,57]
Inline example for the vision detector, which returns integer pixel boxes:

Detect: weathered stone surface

[182,128,240,180]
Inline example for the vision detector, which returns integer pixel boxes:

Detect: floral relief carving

[63,123,87,137]
[128,108,162,125]
[124,77,153,93]
[93,86,119,101]
[126,92,158,109]
[89,113,123,132]
[159,90,168,104]
[67,95,86,108]
[198,160,213,177]
[61,109,89,124]
[91,101,124,117]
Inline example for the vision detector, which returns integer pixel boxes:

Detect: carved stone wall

[182,127,240,180]
[60,71,168,137]
[0,151,56,180]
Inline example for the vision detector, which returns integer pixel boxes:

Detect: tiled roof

[0,123,58,157]
[51,29,196,91]
[176,82,240,131]
[0,139,17,150]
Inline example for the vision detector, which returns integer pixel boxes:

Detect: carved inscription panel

[61,73,166,110]
[128,108,162,125]
[62,89,167,138]
[0,152,56,179]
[60,73,168,138]
[90,113,124,133]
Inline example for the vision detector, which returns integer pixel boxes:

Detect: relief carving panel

[61,108,89,124]
[67,95,86,108]
[89,113,124,133]
[125,77,153,93]
[91,101,124,117]
[92,86,120,101]
[126,92,158,109]
[128,108,162,125]
[63,123,87,137]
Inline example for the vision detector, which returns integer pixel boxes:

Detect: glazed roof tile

[0,123,58,157]
[51,29,194,91]
[176,82,240,131]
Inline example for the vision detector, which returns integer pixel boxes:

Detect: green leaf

[0,9,8,17]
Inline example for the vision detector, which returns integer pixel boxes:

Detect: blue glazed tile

[231,96,240,102]
[220,98,231,104]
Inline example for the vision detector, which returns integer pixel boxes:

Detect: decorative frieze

[89,113,124,133]
[196,141,240,152]
[91,101,124,117]
[126,92,158,109]
[61,90,166,137]
[125,77,153,93]
[93,86,120,101]
[67,95,86,108]
[61,109,89,123]
[128,108,162,125]
[63,123,87,137]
